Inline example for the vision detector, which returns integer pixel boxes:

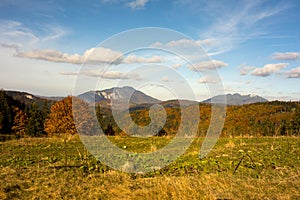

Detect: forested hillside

[0,90,51,140]
[1,90,299,140]
[117,101,300,137]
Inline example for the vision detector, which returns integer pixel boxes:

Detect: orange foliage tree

[12,108,28,137]
[44,96,96,137]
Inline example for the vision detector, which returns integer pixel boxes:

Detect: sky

[0,0,300,101]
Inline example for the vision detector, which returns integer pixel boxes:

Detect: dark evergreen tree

[25,103,45,137]
[0,90,13,133]
[155,127,167,137]
[41,100,50,120]
[280,120,287,136]
[290,106,300,136]
[96,105,103,125]
[104,124,115,136]
[0,111,4,131]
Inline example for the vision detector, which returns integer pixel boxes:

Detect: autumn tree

[73,97,97,135]
[44,96,76,136]
[12,108,28,137]
[44,96,96,137]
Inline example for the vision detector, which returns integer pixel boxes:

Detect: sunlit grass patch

[0,136,299,199]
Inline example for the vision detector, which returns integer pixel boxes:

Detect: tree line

[1,90,300,140]
[0,90,50,139]
[0,92,114,140]
[117,101,300,137]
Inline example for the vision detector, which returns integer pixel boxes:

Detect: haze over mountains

[3,86,269,106]
[203,93,268,105]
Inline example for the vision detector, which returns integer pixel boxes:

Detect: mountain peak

[202,93,268,105]
[78,86,160,105]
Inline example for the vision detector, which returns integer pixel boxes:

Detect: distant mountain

[4,89,268,108]
[1,90,25,109]
[40,96,64,101]
[4,87,161,108]
[202,93,268,105]
[4,91,56,107]
[78,86,161,105]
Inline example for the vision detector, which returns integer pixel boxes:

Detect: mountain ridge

[4,88,269,106]
[202,93,268,105]
[77,86,161,105]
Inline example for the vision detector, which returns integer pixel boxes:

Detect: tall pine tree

[25,103,45,137]
[0,90,13,134]
[290,106,300,136]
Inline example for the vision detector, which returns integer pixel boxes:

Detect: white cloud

[189,60,228,72]
[44,29,68,43]
[128,0,149,9]
[60,71,79,76]
[0,20,38,49]
[251,63,288,77]
[184,1,290,55]
[161,76,169,82]
[150,39,210,62]
[0,43,20,50]
[198,75,218,84]
[197,39,215,46]
[150,38,238,63]
[84,47,123,64]
[151,42,162,47]
[285,67,300,78]
[240,66,255,75]
[165,39,197,47]
[101,0,149,10]
[16,47,162,65]
[172,63,182,69]
[0,19,67,50]
[151,38,214,49]
[272,52,300,60]
[16,49,83,64]
[122,55,162,64]
[101,71,139,80]
[60,70,141,80]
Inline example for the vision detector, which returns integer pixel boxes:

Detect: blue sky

[0,0,300,101]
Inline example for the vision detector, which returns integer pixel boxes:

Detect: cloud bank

[286,67,300,78]
[16,47,162,65]
[189,60,228,72]
[240,66,255,76]
[198,75,218,84]
[60,70,141,80]
[251,63,288,77]
[272,52,300,60]
[127,0,149,9]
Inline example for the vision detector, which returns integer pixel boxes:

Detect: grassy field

[0,136,299,199]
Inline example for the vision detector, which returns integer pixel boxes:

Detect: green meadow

[1,136,299,199]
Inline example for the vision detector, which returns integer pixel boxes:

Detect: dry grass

[1,168,299,199]
[0,136,299,199]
